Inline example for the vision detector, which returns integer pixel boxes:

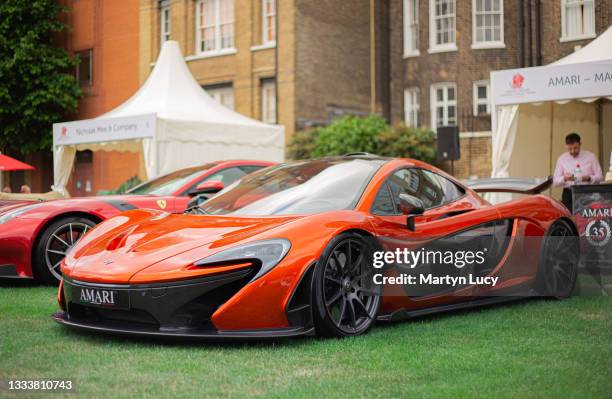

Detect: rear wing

[465,176,552,195]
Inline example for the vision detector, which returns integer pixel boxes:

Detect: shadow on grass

[52,296,544,350]
[0,278,43,288]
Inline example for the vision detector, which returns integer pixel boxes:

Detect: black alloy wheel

[313,232,381,337]
[537,219,579,299]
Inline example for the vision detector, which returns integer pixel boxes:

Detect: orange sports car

[54,154,578,339]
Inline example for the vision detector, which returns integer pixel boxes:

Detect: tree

[312,115,388,157]
[0,0,81,155]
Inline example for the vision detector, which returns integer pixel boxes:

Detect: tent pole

[598,100,604,165]
[549,102,555,197]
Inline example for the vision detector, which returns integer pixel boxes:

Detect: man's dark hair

[565,133,581,144]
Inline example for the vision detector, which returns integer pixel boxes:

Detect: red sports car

[54,154,578,339]
[0,160,273,283]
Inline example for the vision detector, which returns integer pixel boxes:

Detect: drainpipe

[527,0,533,66]
[370,0,376,113]
[535,0,542,65]
[519,0,525,67]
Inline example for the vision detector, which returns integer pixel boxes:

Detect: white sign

[492,61,612,106]
[53,113,156,146]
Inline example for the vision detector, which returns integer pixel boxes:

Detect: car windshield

[127,164,217,196]
[199,158,382,216]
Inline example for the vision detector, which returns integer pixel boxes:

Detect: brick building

[389,0,612,179]
[57,0,142,196]
[139,0,384,137]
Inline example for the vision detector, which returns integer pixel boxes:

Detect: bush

[286,115,437,163]
[286,128,321,160]
[376,124,436,164]
[312,115,388,157]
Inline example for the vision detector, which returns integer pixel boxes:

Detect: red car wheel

[33,216,98,284]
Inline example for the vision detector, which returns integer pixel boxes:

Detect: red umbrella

[0,154,35,171]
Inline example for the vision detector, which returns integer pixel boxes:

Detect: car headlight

[0,204,43,225]
[195,239,291,280]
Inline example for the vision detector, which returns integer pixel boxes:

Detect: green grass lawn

[0,282,610,399]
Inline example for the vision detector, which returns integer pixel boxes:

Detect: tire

[311,232,382,337]
[33,216,98,284]
[535,219,579,299]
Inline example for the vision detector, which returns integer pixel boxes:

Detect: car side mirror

[399,193,425,231]
[188,180,224,197]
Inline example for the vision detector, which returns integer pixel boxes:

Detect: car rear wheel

[33,216,97,284]
[536,219,579,299]
[312,232,381,337]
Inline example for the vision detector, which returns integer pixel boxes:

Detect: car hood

[67,209,302,283]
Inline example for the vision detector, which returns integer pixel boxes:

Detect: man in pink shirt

[553,132,603,211]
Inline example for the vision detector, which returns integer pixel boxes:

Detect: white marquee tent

[52,41,285,195]
[490,26,612,201]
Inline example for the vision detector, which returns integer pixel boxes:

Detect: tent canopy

[489,26,612,199]
[52,41,284,194]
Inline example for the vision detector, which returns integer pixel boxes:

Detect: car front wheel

[33,216,97,284]
[312,232,382,337]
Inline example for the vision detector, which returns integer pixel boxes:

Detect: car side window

[420,169,464,206]
[371,182,396,215]
[372,168,465,214]
[239,165,266,174]
[204,167,248,186]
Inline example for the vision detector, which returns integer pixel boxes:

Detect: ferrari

[54,154,579,339]
[0,160,272,283]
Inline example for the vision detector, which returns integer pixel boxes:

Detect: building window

[203,84,234,109]
[160,3,171,43]
[473,81,490,116]
[403,0,419,56]
[472,0,504,48]
[404,88,420,127]
[76,49,93,86]
[428,0,456,53]
[196,0,235,54]
[430,83,456,128]
[561,0,595,41]
[261,79,277,124]
[262,0,276,45]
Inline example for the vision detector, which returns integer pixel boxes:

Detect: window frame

[430,82,457,129]
[261,78,277,124]
[261,0,277,46]
[75,49,93,86]
[195,0,236,56]
[472,80,491,116]
[403,0,420,57]
[203,83,235,110]
[560,0,596,42]
[160,3,171,44]
[471,0,505,49]
[428,0,457,53]
[404,87,420,128]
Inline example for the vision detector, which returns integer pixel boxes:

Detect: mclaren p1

[53,154,578,339]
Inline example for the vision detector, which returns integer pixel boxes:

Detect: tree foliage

[0,0,81,155]
[287,115,437,164]
[312,115,388,157]
[376,124,436,164]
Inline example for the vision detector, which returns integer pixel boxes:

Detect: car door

[369,167,501,304]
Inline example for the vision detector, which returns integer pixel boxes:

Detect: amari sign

[53,113,156,146]
[491,61,612,106]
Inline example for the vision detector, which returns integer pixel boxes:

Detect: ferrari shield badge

[156,199,167,210]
